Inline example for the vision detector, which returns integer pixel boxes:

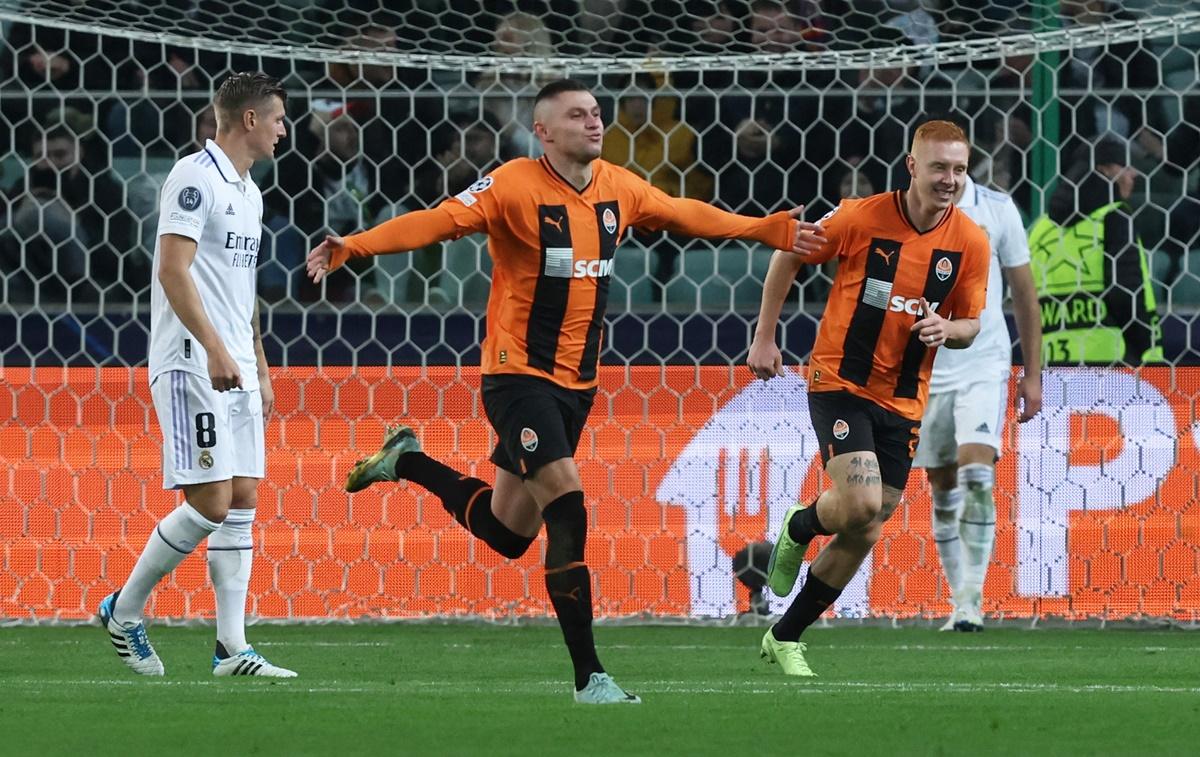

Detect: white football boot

[97,590,165,676]
[212,642,298,678]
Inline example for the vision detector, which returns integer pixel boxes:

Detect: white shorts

[913,380,1008,469]
[150,370,265,489]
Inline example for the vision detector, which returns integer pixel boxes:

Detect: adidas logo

[975,422,990,433]
[225,203,236,216]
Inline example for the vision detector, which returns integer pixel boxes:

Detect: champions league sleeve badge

[178,186,202,211]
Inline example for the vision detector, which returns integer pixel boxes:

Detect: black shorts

[481,374,596,479]
[808,390,921,492]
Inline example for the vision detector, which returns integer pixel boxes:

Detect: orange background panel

[1,365,1198,621]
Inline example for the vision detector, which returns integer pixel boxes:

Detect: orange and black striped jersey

[803,191,990,420]
[332,156,797,390]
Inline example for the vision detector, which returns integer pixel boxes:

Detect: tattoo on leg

[863,458,880,486]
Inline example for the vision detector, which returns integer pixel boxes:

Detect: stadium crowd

[0,0,1197,317]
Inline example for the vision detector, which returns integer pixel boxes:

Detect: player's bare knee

[926,465,958,493]
[527,458,584,506]
[840,490,883,530]
[230,478,258,510]
[838,521,882,551]
[183,481,233,522]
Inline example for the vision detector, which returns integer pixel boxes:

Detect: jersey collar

[538,155,595,195]
[203,139,248,185]
[894,189,954,235]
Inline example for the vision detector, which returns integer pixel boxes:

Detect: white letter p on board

[1016,369,1175,596]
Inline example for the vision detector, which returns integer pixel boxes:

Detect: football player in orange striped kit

[306,79,827,703]
[748,120,991,677]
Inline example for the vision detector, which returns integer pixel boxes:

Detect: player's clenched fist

[208,348,243,392]
[747,339,784,380]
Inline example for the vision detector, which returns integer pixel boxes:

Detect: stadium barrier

[3,365,1196,622]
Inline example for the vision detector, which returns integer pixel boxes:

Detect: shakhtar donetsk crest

[602,208,617,234]
[520,427,539,452]
[935,256,953,282]
[832,419,850,440]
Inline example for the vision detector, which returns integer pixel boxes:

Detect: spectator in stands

[410,114,504,209]
[1058,1,1168,153]
[319,23,428,205]
[474,12,560,160]
[800,162,876,303]
[1,125,143,304]
[712,116,791,215]
[370,114,505,308]
[1029,137,1163,366]
[969,45,1036,210]
[702,0,832,218]
[1160,94,1200,288]
[190,104,219,154]
[1,23,105,150]
[266,100,389,304]
[836,25,957,193]
[602,72,712,302]
[678,1,744,55]
[748,0,827,52]
[603,74,711,203]
[110,45,209,157]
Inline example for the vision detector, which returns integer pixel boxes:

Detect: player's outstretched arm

[159,233,242,391]
[305,207,464,284]
[637,187,826,253]
[1005,263,1043,421]
[748,250,805,380]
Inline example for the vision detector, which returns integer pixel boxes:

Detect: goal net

[2,0,1199,623]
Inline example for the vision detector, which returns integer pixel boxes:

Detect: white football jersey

[149,139,263,391]
[929,176,1030,393]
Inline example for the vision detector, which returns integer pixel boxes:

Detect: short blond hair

[911,120,969,151]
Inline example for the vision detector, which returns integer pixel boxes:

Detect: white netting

[2,1,1200,622]
[6,1,1200,71]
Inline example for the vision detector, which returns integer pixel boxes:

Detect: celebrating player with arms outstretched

[748,120,991,676]
[307,78,826,704]
[98,73,296,678]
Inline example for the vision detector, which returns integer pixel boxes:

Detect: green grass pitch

[2,624,1197,755]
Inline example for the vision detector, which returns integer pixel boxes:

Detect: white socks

[113,502,221,625]
[208,508,256,654]
[931,487,965,603]
[956,463,997,614]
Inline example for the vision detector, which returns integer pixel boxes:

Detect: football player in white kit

[97,72,296,677]
[914,175,1043,632]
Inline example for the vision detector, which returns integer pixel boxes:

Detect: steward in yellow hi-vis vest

[1028,138,1163,366]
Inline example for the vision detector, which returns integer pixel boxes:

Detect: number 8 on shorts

[150,370,265,489]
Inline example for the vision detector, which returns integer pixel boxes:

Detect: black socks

[542,491,603,691]
[788,501,833,544]
[772,568,843,642]
[395,452,533,559]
